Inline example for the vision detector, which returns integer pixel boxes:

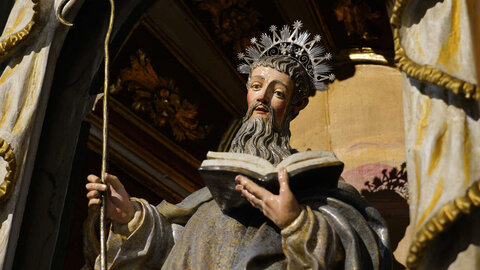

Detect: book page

[277,150,338,168]
[201,159,275,175]
[203,150,342,176]
[284,157,342,174]
[204,151,275,171]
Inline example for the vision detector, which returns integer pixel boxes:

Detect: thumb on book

[278,167,291,194]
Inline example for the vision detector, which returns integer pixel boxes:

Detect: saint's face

[246,66,295,127]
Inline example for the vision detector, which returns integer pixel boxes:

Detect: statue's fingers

[235,184,244,192]
[241,188,263,210]
[104,173,119,187]
[235,175,270,200]
[87,174,101,183]
[86,190,101,199]
[86,183,108,192]
[278,167,292,195]
[88,198,101,207]
[104,173,127,193]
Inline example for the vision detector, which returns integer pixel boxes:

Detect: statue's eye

[274,90,285,99]
[250,83,262,90]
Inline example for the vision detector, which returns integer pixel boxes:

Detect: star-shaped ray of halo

[293,20,303,29]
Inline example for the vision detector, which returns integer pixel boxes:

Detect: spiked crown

[237,21,335,91]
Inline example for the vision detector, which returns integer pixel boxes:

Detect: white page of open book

[203,151,341,176]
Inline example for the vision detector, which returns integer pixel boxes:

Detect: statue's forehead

[250,66,292,81]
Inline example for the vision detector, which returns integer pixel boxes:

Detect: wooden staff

[100,0,115,269]
[57,0,115,268]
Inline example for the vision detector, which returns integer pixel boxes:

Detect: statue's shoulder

[157,187,213,225]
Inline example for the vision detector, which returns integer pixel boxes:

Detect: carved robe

[389,0,480,268]
[84,179,391,269]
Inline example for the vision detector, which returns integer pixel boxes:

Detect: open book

[199,150,344,213]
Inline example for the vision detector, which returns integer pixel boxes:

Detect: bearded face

[229,101,294,166]
[229,66,301,166]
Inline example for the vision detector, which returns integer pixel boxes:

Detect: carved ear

[293,98,309,114]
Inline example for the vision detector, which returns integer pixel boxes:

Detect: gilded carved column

[0,0,83,268]
[390,0,480,269]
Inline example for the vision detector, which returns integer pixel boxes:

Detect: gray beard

[229,101,293,166]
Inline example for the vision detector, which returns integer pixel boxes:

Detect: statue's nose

[256,88,270,103]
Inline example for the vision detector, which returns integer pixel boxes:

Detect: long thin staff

[100,0,115,269]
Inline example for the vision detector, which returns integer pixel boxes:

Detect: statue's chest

[180,201,257,252]
[167,201,285,269]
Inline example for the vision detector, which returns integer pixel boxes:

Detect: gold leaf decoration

[194,0,261,52]
[110,49,207,142]
[390,0,478,99]
[0,138,17,201]
[405,179,480,269]
[0,0,40,59]
[333,0,382,40]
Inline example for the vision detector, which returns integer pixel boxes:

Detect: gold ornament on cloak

[0,139,16,201]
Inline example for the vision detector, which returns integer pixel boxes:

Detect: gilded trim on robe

[56,0,74,27]
[390,0,479,100]
[0,138,17,201]
[0,0,40,59]
[406,179,480,269]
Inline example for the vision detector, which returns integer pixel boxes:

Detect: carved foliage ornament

[195,0,261,52]
[333,0,382,40]
[110,50,207,142]
[0,138,17,201]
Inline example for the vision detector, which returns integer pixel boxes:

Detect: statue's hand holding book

[199,150,344,215]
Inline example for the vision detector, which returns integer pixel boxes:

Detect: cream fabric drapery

[390,0,480,269]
